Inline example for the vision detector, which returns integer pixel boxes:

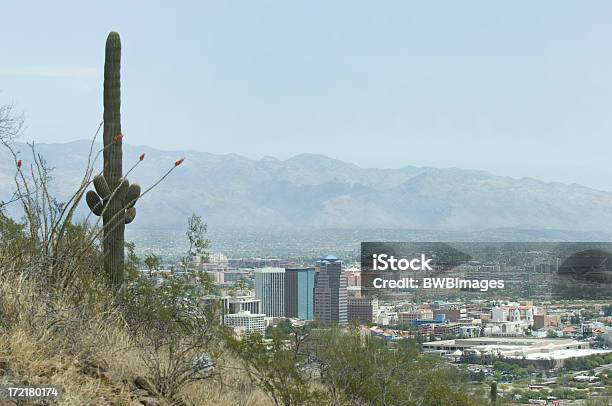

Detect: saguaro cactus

[86,32,141,288]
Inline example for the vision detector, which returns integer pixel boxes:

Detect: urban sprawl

[138,253,612,404]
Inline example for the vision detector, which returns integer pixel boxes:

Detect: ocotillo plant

[86,32,140,288]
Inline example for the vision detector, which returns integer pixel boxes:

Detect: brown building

[433,323,461,338]
[345,269,361,287]
[348,297,378,325]
[533,314,561,330]
[432,308,462,322]
[398,308,433,326]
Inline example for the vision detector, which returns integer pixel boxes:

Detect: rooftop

[521,348,611,361]
[320,255,339,262]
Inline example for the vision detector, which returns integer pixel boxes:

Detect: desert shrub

[310,328,481,406]
[118,273,224,400]
[227,328,325,406]
[229,323,487,406]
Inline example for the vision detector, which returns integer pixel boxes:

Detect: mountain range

[2,140,612,235]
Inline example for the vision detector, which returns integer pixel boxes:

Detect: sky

[3,2,612,190]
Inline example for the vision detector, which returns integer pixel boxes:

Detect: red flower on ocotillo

[175,158,185,166]
[16,159,22,168]
[114,133,124,142]
[139,153,145,161]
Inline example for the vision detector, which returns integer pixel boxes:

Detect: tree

[182,213,210,272]
[0,103,23,147]
[490,381,497,404]
[228,277,251,297]
[124,241,140,281]
[144,253,161,271]
[120,272,222,400]
[307,328,481,406]
[227,328,324,406]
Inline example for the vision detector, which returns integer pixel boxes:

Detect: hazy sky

[3,2,612,190]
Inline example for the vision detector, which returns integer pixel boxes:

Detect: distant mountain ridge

[2,140,612,234]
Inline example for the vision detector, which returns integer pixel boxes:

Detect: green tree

[309,328,482,405]
[124,240,140,281]
[120,273,221,400]
[143,253,161,271]
[227,328,324,406]
[490,381,497,404]
[182,213,210,272]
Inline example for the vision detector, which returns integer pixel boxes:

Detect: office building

[254,267,285,317]
[314,256,347,325]
[224,310,266,336]
[285,268,315,320]
[348,297,378,325]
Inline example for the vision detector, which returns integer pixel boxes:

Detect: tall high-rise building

[285,268,315,320]
[254,267,285,317]
[314,256,347,325]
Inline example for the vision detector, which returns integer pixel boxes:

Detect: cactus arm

[125,207,136,224]
[86,190,103,216]
[125,183,141,209]
[93,174,111,200]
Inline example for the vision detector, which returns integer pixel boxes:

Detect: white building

[375,311,398,326]
[228,296,261,315]
[422,337,610,369]
[224,310,266,336]
[491,305,536,324]
[254,267,285,317]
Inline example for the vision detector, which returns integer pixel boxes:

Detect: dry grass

[0,275,271,406]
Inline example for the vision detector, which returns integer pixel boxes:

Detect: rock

[133,376,156,395]
[0,359,10,376]
[138,397,161,406]
[97,370,119,384]
[133,389,150,397]
[82,359,108,376]
[88,397,112,406]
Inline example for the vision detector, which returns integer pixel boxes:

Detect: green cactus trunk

[103,32,124,288]
[86,32,141,289]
